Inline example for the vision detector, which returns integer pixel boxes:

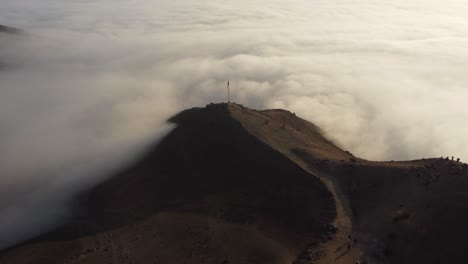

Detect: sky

[1,0,468,249]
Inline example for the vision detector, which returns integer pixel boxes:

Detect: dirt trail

[303,168,362,264]
[229,104,365,263]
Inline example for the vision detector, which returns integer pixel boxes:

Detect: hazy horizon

[1,0,468,249]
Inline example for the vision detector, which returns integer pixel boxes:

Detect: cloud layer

[1,0,468,249]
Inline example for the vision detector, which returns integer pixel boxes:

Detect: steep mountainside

[1,103,467,264]
[0,104,336,264]
[228,103,468,264]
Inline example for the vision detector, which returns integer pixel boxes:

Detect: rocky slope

[1,103,467,264]
[229,103,468,264]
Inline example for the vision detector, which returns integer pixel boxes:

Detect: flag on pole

[227,80,230,102]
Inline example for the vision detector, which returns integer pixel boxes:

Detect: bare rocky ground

[1,103,467,264]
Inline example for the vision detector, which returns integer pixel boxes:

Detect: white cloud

[1,0,468,249]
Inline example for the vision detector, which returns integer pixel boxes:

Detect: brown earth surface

[1,103,467,264]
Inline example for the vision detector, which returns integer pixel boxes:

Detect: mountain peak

[1,104,468,264]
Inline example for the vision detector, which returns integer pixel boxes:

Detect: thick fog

[1,0,468,249]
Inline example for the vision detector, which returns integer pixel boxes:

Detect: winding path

[229,104,364,263]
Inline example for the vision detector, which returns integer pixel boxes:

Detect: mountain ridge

[1,103,467,264]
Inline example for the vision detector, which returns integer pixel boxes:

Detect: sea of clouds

[1,0,468,249]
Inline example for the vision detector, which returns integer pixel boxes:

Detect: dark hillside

[0,103,336,264]
[3,103,467,264]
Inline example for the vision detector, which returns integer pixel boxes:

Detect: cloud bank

[1,0,468,249]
